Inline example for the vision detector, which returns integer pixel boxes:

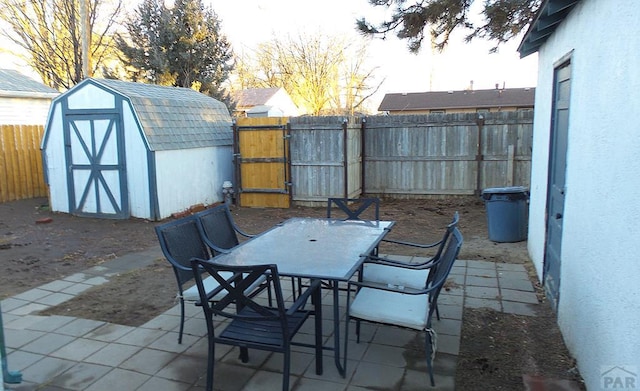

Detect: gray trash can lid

[482,186,528,195]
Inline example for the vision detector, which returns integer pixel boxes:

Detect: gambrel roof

[87,78,232,151]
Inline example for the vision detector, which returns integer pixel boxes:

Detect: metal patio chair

[345,227,463,386]
[155,215,266,344]
[195,203,255,255]
[190,259,323,391]
[362,211,459,319]
[326,197,380,221]
[155,215,215,344]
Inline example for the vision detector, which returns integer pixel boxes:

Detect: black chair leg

[425,329,436,386]
[205,337,215,391]
[240,347,249,363]
[178,298,185,344]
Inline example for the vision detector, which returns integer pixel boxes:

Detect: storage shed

[42,78,233,220]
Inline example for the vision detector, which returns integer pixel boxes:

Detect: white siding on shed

[154,146,233,219]
[527,1,640,389]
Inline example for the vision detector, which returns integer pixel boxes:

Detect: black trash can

[482,186,529,243]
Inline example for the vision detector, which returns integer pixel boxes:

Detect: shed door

[544,60,571,311]
[64,113,128,218]
[234,117,291,208]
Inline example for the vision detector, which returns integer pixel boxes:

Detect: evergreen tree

[116,0,233,102]
[358,0,540,53]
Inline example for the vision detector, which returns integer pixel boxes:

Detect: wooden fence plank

[0,124,47,203]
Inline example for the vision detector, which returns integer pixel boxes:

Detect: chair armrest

[233,224,255,239]
[200,237,232,255]
[381,237,443,249]
[348,279,432,296]
[287,279,322,315]
[364,254,437,270]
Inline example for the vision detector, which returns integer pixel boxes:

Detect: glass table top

[212,217,394,280]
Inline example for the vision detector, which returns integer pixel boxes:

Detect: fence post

[475,114,485,196]
[0,303,22,385]
[506,145,515,186]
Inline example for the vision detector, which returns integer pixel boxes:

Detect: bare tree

[232,33,382,116]
[0,0,123,90]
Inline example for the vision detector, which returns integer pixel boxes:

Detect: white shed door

[64,113,128,218]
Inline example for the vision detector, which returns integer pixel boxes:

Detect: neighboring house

[42,78,234,220]
[518,1,639,389]
[0,69,59,125]
[232,87,300,117]
[377,87,535,115]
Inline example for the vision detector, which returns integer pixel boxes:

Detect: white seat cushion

[183,272,267,302]
[363,263,429,290]
[349,287,429,331]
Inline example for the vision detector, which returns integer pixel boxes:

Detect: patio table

[210,217,394,376]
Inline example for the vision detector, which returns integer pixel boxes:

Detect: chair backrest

[196,204,240,254]
[155,215,211,287]
[426,227,463,317]
[191,259,290,343]
[430,211,460,262]
[327,197,380,221]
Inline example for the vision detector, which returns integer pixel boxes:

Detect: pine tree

[116,0,233,102]
[358,0,540,53]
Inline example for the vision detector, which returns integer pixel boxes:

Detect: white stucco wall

[154,145,233,219]
[527,1,640,389]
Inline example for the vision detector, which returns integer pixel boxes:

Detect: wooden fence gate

[234,117,291,208]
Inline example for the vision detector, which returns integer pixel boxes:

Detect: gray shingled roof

[232,87,280,107]
[0,69,59,98]
[378,88,535,112]
[93,78,232,151]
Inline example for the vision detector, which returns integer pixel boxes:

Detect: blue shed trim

[148,150,160,221]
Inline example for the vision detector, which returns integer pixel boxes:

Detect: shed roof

[92,78,232,151]
[518,0,581,57]
[378,88,535,112]
[0,69,59,98]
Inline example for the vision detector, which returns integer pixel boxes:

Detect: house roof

[232,87,280,108]
[518,0,581,58]
[90,78,232,151]
[0,69,59,98]
[378,88,536,112]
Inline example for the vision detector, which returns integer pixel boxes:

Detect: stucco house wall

[526,1,640,388]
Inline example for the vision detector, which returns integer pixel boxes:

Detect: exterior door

[544,60,571,311]
[64,113,128,218]
[234,117,291,208]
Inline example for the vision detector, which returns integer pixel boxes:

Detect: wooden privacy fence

[234,111,533,207]
[0,124,47,203]
[364,111,533,198]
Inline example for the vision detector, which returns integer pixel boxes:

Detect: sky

[208,0,539,110]
[0,0,538,111]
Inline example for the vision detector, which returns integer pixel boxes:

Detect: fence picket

[0,124,47,202]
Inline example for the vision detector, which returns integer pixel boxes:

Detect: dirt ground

[0,196,584,389]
